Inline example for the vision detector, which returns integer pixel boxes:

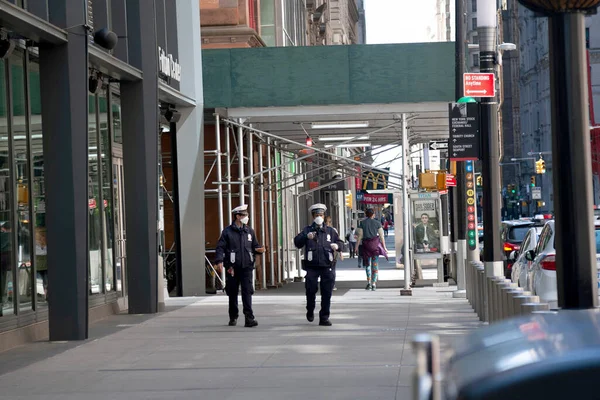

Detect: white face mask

[314,216,324,226]
[240,216,249,225]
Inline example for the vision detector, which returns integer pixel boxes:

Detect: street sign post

[532,187,542,200]
[465,161,477,251]
[429,141,448,151]
[463,73,495,97]
[448,102,481,161]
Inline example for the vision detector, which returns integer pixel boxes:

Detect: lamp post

[518,0,600,309]
[477,0,504,281]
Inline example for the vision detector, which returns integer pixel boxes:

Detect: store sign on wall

[158,46,181,82]
[466,161,477,250]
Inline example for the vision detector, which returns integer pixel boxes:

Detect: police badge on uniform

[248,233,252,241]
[327,234,331,242]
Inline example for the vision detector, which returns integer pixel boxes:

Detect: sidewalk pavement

[0,282,481,400]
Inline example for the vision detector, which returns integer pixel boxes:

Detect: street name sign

[448,102,481,161]
[446,173,457,187]
[429,141,448,150]
[463,73,495,97]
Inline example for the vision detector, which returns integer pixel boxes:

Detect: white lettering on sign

[158,46,181,83]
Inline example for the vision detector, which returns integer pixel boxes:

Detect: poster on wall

[412,197,441,255]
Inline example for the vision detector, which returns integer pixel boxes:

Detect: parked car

[500,220,535,278]
[526,220,600,309]
[509,225,544,290]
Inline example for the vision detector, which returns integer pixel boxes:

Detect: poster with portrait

[411,197,441,256]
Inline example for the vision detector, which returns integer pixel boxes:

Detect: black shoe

[228,318,237,326]
[306,310,314,322]
[319,320,332,326]
[244,318,258,328]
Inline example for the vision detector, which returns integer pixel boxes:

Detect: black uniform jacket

[215,223,261,269]
[294,223,343,268]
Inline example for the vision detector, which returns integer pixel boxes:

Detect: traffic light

[530,176,536,187]
[535,158,546,174]
[476,175,482,186]
[345,193,352,208]
[510,184,516,194]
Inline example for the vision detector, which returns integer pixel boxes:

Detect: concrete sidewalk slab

[0,285,480,400]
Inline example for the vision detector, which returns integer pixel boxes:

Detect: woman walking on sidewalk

[356,208,388,291]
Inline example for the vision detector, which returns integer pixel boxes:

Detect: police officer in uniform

[294,204,343,326]
[215,205,265,327]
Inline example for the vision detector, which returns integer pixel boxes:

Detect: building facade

[0,0,204,350]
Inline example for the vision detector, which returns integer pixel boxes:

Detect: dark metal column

[121,0,159,314]
[40,0,89,340]
[169,121,183,297]
[453,0,467,283]
[549,13,597,309]
[479,28,504,276]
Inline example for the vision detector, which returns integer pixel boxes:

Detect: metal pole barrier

[478,0,504,281]
[513,294,537,317]
[226,125,233,224]
[215,114,226,286]
[505,288,523,317]
[496,280,513,321]
[267,137,276,287]
[522,302,549,315]
[258,134,267,290]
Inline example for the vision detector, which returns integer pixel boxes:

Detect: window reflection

[0,59,13,316]
[98,93,114,292]
[89,94,103,295]
[29,56,46,305]
[10,52,33,312]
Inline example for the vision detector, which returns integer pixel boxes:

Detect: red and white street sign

[463,73,495,97]
[446,174,457,187]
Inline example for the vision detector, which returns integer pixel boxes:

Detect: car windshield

[508,226,530,241]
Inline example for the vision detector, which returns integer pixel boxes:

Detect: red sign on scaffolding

[309,182,319,190]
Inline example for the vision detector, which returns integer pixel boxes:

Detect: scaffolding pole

[275,143,283,285]
[267,137,276,287]
[223,118,406,181]
[248,127,256,290]
[226,125,233,225]
[238,120,245,205]
[215,113,226,287]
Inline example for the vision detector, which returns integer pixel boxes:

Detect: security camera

[164,109,181,123]
[94,28,118,50]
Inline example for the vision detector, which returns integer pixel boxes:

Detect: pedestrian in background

[325,215,341,291]
[356,208,388,291]
[346,226,357,258]
[215,204,265,328]
[294,204,343,326]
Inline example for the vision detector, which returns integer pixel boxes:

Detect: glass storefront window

[88,94,103,295]
[98,93,114,292]
[0,59,13,317]
[112,98,122,144]
[10,52,33,312]
[29,56,47,305]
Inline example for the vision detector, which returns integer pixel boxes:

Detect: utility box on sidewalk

[443,310,600,400]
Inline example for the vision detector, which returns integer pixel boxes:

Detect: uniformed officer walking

[294,204,343,326]
[215,205,265,327]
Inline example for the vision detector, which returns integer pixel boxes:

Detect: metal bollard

[505,288,523,317]
[477,266,485,321]
[411,334,441,400]
[466,261,472,304]
[522,302,549,314]
[499,283,518,320]
[512,295,538,317]
[487,277,502,323]
[493,279,511,322]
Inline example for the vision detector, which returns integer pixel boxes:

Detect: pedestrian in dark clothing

[294,203,343,326]
[215,204,265,328]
